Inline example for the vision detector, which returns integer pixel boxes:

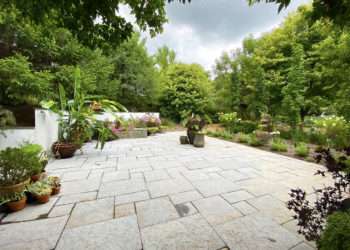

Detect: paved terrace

[0,132,332,250]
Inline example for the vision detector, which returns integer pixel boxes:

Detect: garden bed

[206,125,320,164]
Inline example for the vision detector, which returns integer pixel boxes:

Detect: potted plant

[47,176,61,195]
[20,143,45,182]
[193,131,205,147]
[27,181,52,204]
[0,191,27,212]
[41,67,126,158]
[185,115,206,144]
[0,146,35,197]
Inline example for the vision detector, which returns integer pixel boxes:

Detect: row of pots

[1,175,61,213]
[180,131,205,147]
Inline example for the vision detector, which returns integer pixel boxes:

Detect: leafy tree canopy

[248,0,350,26]
[160,63,213,121]
[0,0,192,47]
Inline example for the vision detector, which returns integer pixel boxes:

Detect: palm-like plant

[42,67,126,150]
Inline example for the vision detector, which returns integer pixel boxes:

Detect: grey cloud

[144,0,310,70]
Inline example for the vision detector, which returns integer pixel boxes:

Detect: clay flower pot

[0,179,30,197]
[51,185,61,195]
[52,142,76,159]
[31,173,42,182]
[7,196,27,212]
[34,194,50,204]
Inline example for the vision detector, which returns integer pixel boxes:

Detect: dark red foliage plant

[287,147,350,242]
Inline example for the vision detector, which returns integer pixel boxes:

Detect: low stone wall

[115,128,148,139]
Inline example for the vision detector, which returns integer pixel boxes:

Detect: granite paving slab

[215,213,301,250]
[193,196,242,225]
[56,216,142,250]
[141,214,225,250]
[66,197,114,228]
[136,197,179,228]
[0,216,68,250]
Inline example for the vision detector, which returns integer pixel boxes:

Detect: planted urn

[193,132,205,148]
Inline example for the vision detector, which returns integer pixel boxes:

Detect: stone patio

[0,131,332,250]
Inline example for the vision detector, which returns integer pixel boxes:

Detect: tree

[1,0,192,47]
[248,0,350,26]
[0,54,52,105]
[111,33,160,111]
[281,43,306,128]
[160,63,213,121]
[154,46,177,72]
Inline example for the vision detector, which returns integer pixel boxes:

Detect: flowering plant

[311,115,350,149]
[140,114,161,127]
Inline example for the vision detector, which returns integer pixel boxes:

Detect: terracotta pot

[7,196,27,212]
[0,179,30,197]
[180,136,189,144]
[52,142,76,159]
[34,194,50,204]
[193,133,205,148]
[31,173,42,182]
[51,186,61,195]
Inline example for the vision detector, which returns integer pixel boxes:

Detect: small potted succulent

[47,176,61,195]
[185,115,206,145]
[0,191,27,212]
[27,181,52,204]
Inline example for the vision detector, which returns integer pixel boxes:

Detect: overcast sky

[141,0,310,71]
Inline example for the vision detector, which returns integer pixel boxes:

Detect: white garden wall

[0,110,159,151]
[0,109,59,151]
[0,128,35,149]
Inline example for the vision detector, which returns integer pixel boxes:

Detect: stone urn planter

[180,136,189,144]
[193,133,205,148]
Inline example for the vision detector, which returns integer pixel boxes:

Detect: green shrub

[318,211,350,250]
[147,127,160,135]
[271,138,288,152]
[295,142,309,157]
[218,112,238,129]
[237,133,250,143]
[248,134,263,147]
[0,145,42,186]
[160,118,176,128]
[308,129,327,145]
[233,120,258,134]
[219,130,234,140]
[291,129,308,143]
[311,115,350,150]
